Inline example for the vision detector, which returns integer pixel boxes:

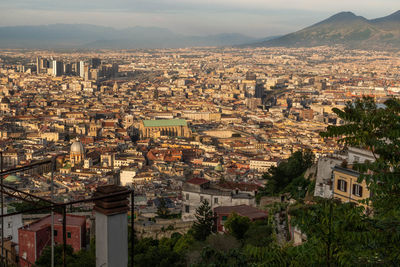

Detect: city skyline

[0,0,399,37]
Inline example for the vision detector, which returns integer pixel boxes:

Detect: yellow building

[333,166,370,207]
[139,119,191,139]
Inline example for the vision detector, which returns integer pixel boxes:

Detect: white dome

[70,140,84,154]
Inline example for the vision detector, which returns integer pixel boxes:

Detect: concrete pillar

[94,185,129,267]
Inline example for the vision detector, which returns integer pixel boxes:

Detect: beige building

[333,166,370,208]
[139,119,191,139]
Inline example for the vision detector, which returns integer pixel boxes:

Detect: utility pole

[0,152,3,266]
[51,157,55,267]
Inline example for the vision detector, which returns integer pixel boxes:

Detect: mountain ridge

[248,10,400,50]
[0,24,262,49]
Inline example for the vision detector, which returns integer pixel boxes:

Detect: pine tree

[192,199,214,241]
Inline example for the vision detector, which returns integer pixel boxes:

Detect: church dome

[70,140,84,154]
[1,97,10,104]
[4,175,21,183]
[214,164,224,172]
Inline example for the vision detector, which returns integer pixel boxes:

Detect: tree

[243,220,274,247]
[289,198,377,266]
[320,97,400,264]
[260,149,314,196]
[134,236,184,267]
[224,213,251,240]
[36,244,95,267]
[156,198,170,218]
[192,199,214,241]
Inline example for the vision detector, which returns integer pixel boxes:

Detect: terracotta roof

[214,205,267,220]
[186,177,210,185]
[22,214,85,232]
[217,181,260,191]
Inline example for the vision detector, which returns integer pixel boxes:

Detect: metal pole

[62,205,67,267]
[1,151,3,266]
[130,191,134,267]
[51,157,55,267]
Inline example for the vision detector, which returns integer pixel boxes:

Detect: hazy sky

[1,0,399,37]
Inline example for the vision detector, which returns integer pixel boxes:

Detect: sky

[0,0,399,37]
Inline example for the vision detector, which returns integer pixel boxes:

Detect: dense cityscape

[0,45,398,266]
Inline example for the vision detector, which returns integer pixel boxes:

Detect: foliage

[134,236,184,267]
[320,96,400,264]
[9,200,52,214]
[192,199,214,241]
[243,220,275,247]
[173,232,195,254]
[194,247,248,267]
[260,149,314,196]
[36,244,95,267]
[156,198,170,218]
[224,213,251,240]
[282,174,311,200]
[205,234,241,252]
[289,198,379,266]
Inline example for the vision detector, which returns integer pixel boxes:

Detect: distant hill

[0,24,261,49]
[248,10,400,50]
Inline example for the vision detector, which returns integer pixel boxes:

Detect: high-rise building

[90,58,101,68]
[36,57,41,74]
[255,83,265,98]
[112,63,119,77]
[52,60,63,77]
[84,64,90,81]
[79,61,85,78]
[63,63,72,75]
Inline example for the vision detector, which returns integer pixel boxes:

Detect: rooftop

[186,177,210,185]
[214,204,267,220]
[143,119,187,127]
[21,214,86,232]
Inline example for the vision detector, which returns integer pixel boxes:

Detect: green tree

[320,96,400,264]
[134,236,184,267]
[260,149,314,196]
[289,198,377,266]
[243,220,274,247]
[36,244,95,267]
[192,199,214,241]
[224,213,251,240]
[173,233,195,254]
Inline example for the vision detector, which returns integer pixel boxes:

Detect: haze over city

[1,0,399,36]
[0,0,399,267]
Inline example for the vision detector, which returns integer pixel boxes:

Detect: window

[185,205,190,213]
[200,196,204,202]
[353,156,360,163]
[54,230,58,236]
[353,184,363,197]
[67,232,71,238]
[186,194,189,200]
[337,179,347,192]
[214,197,218,204]
[222,216,228,221]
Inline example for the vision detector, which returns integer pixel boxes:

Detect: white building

[181,178,258,221]
[120,168,137,187]
[1,207,23,246]
[249,159,277,173]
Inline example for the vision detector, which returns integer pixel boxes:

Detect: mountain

[0,24,260,49]
[249,10,400,49]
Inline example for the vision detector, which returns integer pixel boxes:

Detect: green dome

[214,164,224,172]
[4,175,21,183]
